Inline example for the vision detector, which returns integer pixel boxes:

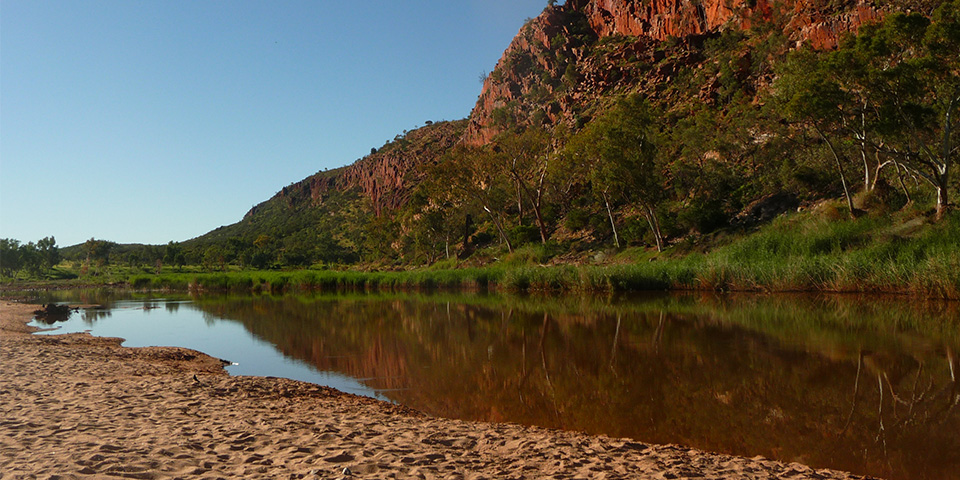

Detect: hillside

[463,0,886,145]
[111,0,955,272]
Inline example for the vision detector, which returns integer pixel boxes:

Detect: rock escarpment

[567,0,883,48]
[245,120,465,219]
[463,0,886,145]
[244,0,896,232]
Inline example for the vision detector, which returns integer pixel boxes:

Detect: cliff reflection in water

[191,292,958,480]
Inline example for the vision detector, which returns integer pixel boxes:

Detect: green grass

[7,209,957,299]
[689,209,960,297]
[121,267,508,294]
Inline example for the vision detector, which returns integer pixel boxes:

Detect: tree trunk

[601,190,620,248]
[514,165,550,245]
[533,168,549,244]
[642,202,664,253]
[532,203,548,245]
[935,179,949,221]
[483,205,513,253]
[816,126,859,218]
[934,97,955,221]
[893,160,912,205]
[515,181,524,224]
[858,107,874,192]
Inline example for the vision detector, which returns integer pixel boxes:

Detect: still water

[29,290,960,480]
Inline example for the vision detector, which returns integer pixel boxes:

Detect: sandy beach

[0,301,874,479]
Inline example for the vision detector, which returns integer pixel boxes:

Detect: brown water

[34,290,960,479]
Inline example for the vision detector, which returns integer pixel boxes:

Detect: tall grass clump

[501,265,579,292]
[693,209,958,297]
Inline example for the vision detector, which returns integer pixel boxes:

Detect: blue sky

[1,0,550,247]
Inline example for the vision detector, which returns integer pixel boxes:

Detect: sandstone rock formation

[245,120,465,219]
[567,0,882,48]
[463,0,886,145]
[251,0,889,221]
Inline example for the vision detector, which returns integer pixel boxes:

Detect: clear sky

[1,0,550,247]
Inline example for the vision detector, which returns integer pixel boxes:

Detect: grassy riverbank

[6,209,959,299]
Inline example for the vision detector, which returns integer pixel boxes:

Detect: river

[28,289,960,480]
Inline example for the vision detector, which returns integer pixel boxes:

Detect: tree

[202,245,225,271]
[36,236,59,271]
[566,94,666,251]
[777,4,960,219]
[873,4,960,219]
[84,238,113,271]
[17,242,43,277]
[431,144,515,253]
[492,127,553,244]
[400,187,466,263]
[821,36,898,195]
[164,241,185,271]
[775,49,860,217]
[362,215,399,262]
[0,239,22,278]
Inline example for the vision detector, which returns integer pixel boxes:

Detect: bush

[677,199,729,234]
[509,224,541,246]
[565,209,590,230]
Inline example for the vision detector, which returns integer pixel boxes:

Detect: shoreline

[6,256,958,300]
[0,301,875,479]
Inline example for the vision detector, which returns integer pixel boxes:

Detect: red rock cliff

[245,120,466,219]
[463,0,885,145]
[567,0,882,49]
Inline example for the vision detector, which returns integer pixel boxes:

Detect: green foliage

[564,93,667,249]
[16,5,957,298]
[774,3,960,217]
[0,236,60,279]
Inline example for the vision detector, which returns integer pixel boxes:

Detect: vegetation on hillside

[3,2,957,297]
[0,237,61,279]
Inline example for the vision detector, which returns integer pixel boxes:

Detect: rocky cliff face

[463,0,886,145]
[568,0,883,48]
[323,120,465,216]
[246,0,891,224]
[245,120,466,220]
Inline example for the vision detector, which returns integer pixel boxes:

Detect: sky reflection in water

[32,298,387,400]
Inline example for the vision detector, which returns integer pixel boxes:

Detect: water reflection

[30,290,959,480]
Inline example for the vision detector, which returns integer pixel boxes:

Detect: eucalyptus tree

[430,144,514,253]
[84,238,113,267]
[775,49,859,217]
[492,127,553,244]
[777,4,960,219]
[401,185,471,262]
[869,3,960,220]
[36,236,59,271]
[0,239,22,278]
[821,31,899,194]
[566,94,666,251]
[164,241,185,271]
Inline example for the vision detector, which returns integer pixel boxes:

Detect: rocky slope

[244,0,894,220]
[569,0,883,47]
[463,0,886,145]
[197,0,927,260]
[244,120,466,220]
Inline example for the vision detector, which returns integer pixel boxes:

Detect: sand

[0,301,875,479]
